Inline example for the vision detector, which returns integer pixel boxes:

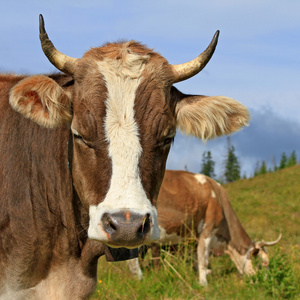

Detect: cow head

[226,234,282,275]
[9,15,249,249]
[250,234,282,268]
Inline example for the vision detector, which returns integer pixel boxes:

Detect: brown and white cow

[0,14,249,299]
[128,170,281,285]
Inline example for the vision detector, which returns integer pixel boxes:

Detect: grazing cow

[128,170,281,285]
[0,15,249,299]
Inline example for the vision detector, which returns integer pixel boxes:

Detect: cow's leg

[197,232,213,286]
[151,244,161,269]
[127,258,143,280]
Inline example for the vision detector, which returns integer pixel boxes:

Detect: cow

[0,14,249,299]
[127,170,281,285]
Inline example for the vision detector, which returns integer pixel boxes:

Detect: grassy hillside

[90,166,300,299]
[225,164,300,245]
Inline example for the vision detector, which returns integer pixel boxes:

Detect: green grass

[90,166,300,299]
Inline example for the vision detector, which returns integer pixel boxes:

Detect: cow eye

[251,249,260,257]
[162,136,174,147]
[74,133,84,142]
[74,133,83,141]
[73,133,90,147]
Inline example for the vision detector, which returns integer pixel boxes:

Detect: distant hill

[224,165,300,245]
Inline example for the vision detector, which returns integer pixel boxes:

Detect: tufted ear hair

[172,87,250,141]
[9,75,72,128]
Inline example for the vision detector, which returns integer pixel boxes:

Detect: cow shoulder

[171,87,249,140]
[9,75,72,128]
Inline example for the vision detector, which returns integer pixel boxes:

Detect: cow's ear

[172,87,249,140]
[9,75,72,128]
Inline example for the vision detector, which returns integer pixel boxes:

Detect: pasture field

[90,166,300,299]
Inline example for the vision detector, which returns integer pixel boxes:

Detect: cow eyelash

[73,133,89,147]
[74,133,83,141]
[162,136,174,147]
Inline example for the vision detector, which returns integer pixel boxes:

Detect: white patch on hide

[194,174,207,185]
[158,225,182,244]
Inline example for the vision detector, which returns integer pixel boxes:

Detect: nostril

[101,211,153,244]
[102,213,118,234]
[137,214,151,237]
[109,219,117,231]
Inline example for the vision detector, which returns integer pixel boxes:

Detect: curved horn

[171,30,220,83]
[256,234,282,248]
[39,14,78,75]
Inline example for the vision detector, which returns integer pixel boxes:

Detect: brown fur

[1,37,249,298]
[0,73,106,298]
[156,170,251,249]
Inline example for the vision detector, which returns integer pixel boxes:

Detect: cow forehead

[80,40,171,80]
[72,41,175,133]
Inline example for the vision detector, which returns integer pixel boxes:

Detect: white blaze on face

[88,53,159,243]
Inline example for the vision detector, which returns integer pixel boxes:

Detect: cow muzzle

[102,211,151,247]
[88,206,159,248]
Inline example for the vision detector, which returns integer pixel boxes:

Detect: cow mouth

[104,246,139,262]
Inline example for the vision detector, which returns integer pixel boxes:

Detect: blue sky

[1,1,299,177]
